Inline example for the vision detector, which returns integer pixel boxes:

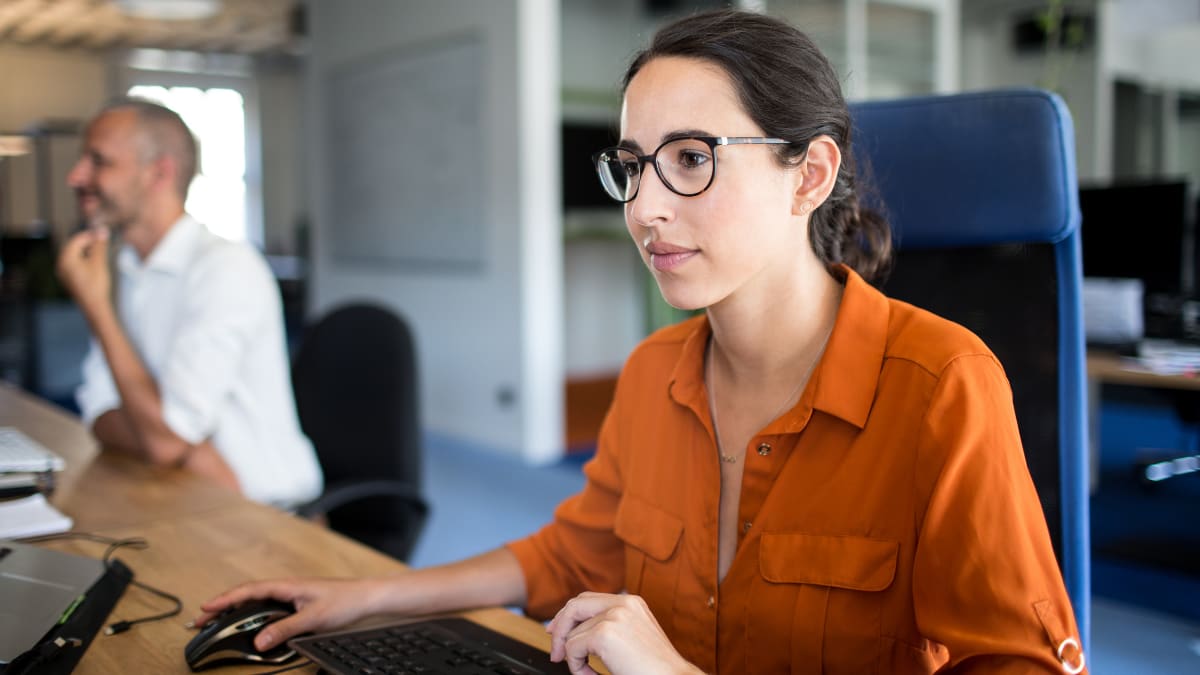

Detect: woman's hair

[623,9,893,283]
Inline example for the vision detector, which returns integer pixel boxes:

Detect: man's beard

[80,192,132,232]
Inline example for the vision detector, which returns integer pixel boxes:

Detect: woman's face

[621,56,810,311]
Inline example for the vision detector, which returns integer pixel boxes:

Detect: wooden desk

[0,384,556,673]
[1087,351,1200,391]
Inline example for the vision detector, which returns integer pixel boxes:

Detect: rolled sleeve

[507,405,628,620]
[75,339,119,426]
[912,355,1084,673]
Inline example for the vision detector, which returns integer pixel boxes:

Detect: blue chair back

[850,88,1090,644]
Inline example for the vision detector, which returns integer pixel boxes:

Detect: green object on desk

[57,593,86,625]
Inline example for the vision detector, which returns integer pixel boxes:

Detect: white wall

[305,0,563,463]
[563,237,646,376]
[258,63,307,255]
[961,0,1101,180]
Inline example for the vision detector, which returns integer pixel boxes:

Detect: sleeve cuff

[161,395,209,445]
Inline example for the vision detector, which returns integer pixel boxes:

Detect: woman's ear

[792,135,841,216]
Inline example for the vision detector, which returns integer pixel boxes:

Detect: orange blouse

[508,267,1084,674]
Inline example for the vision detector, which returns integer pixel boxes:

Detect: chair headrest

[849,88,1080,249]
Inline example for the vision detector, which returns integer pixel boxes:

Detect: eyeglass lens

[595,138,716,202]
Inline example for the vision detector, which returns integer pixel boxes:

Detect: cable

[20,531,183,634]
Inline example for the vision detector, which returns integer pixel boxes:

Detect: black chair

[293,303,429,562]
[850,89,1091,646]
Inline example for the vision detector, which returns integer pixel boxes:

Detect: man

[57,99,322,507]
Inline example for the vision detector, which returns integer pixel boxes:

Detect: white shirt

[76,215,323,507]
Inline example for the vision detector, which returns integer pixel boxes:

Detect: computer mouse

[184,599,298,671]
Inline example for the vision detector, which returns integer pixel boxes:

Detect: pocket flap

[614,494,684,561]
[759,532,898,591]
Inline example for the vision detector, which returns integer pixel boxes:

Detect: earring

[800,201,814,214]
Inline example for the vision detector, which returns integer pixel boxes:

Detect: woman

[199,9,1084,674]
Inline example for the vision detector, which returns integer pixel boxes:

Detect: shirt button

[706,595,716,609]
[757,443,772,456]
[743,521,752,533]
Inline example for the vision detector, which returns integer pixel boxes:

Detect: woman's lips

[645,240,698,272]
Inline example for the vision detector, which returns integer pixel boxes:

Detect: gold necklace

[706,327,832,464]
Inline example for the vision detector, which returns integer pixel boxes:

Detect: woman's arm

[195,547,528,651]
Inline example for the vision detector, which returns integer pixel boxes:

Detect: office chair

[849,89,1090,644]
[293,303,429,562]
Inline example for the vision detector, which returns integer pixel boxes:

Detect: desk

[1087,351,1200,392]
[0,383,558,673]
[1086,351,1200,488]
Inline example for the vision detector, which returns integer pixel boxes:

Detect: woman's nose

[627,164,675,227]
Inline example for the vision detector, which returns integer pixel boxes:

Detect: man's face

[66,110,153,231]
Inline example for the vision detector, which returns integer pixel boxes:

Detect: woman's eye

[620,159,641,177]
[676,149,710,170]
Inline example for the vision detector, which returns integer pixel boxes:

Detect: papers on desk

[1083,277,1144,345]
[0,493,73,538]
[1133,339,1200,376]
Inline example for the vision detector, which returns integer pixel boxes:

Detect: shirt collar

[810,265,888,429]
[667,264,889,433]
[118,214,202,277]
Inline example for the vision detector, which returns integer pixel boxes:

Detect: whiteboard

[327,34,485,270]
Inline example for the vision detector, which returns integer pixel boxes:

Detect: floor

[410,434,1200,674]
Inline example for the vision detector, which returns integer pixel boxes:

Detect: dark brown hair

[623,9,892,282]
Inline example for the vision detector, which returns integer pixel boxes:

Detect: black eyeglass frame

[592,136,798,203]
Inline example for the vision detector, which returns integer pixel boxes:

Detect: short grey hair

[97,97,199,201]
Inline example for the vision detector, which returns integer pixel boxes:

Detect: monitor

[562,122,618,210]
[1079,180,1191,296]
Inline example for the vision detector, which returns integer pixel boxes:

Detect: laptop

[290,616,573,674]
[0,539,104,665]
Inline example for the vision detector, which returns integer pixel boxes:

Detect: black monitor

[1079,180,1191,296]
[562,122,618,210]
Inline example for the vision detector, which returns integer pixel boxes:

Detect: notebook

[290,616,573,674]
[0,494,74,539]
[0,539,104,665]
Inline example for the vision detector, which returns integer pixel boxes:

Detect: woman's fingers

[547,592,616,660]
[193,579,302,626]
[549,593,694,675]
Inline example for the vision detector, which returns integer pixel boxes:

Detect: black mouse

[184,599,298,671]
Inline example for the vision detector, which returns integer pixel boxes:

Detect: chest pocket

[757,532,898,675]
[614,495,683,616]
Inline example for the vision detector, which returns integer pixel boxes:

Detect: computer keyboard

[0,428,65,473]
[290,617,572,675]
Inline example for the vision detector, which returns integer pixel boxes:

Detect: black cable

[20,531,183,634]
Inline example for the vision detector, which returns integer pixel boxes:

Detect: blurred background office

[1,1,1198,672]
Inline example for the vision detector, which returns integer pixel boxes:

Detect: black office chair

[850,89,1091,645]
[293,303,429,562]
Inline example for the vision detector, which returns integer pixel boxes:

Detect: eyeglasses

[592,136,795,203]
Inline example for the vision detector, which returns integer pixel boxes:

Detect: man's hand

[57,227,113,315]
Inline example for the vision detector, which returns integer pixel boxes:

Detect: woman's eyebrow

[618,129,715,153]
[662,128,712,143]
[617,138,644,153]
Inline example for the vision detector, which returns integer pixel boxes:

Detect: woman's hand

[547,592,702,675]
[195,577,386,651]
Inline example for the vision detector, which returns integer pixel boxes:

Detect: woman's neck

[706,262,843,387]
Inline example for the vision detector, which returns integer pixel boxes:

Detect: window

[127,84,250,242]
